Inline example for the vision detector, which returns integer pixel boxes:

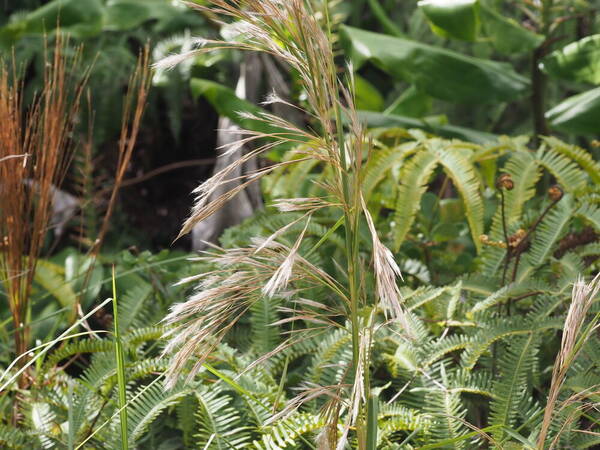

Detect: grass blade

[112,265,129,450]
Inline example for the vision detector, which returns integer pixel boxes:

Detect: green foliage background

[0,0,599,448]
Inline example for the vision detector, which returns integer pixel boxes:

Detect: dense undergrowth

[1,0,600,449]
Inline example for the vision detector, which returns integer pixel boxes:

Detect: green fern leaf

[118,281,153,333]
[537,147,587,193]
[491,151,541,238]
[0,424,32,448]
[541,137,600,184]
[379,402,430,436]
[310,328,353,386]
[44,338,112,370]
[574,203,600,231]
[195,385,251,449]
[250,295,281,356]
[126,381,192,445]
[253,412,325,449]
[435,143,484,251]
[527,198,573,268]
[424,383,468,448]
[461,318,562,369]
[28,402,57,449]
[488,335,539,441]
[392,148,439,250]
[362,140,417,200]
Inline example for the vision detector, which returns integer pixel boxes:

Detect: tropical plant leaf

[340,26,529,104]
[0,0,104,43]
[546,87,600,135]
[34,259,77,314]
[419,0,479,41]
[357,110,497,144]
[542,34,600,85]
[479,2,543,55]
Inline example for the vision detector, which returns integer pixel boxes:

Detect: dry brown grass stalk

[91,47,151,255]
[538,273,600,448]
[0,35,86,362]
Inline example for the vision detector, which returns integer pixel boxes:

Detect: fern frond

[43,338,112,370]
[177,394,198,447]
[574,203,600,231]
[492,151,541,237]
[28,402,58,449]
[469,280,551,313]
[126,381,192,445]
[309,328,353,386]
[250,295,281,356]
[424,334,471,368]
[123,326,165,347]
[436,143,484,251]
[488,335,539,440]
[461,318,562,369]
[195,385,251,448]
[118,281,154,333]
[448,369,494,398]
[541,137,600,184]
[128,357,171,381]
[253,412,325,449]
[405,285,449,310]
[379,402,430,436]
[537,147,587,193]
[0,424,32,448]
[424,387,468,448]
[392,148,439,250]
[527,198,573,267]
[80,352,117,391]
[362,140,416,200]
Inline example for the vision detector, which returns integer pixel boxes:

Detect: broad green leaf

[542,34,600,85]
[64,253,104,309]
[357,110,497,144]
[546,87,600,135]
[104,0,179,31]
[384,85,432,117]
[190,78,301,154]
[354,74,385,111]
[0,0,104,42]
[190,78,275,134]
[418,0,479,41]
[34,259,77,317]
[340,25,529,104]
[479,3,543,55]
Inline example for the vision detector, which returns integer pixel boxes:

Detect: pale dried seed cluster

[160,0,410,435]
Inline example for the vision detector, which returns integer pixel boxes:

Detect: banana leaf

[339,25,529,104]
[542,34,600,85]
[546,87,600,136]
[0,0,104,44]
[190,78,301,152]
[418,0,479,41]
[357,110,497,144]
[479,2,543,55]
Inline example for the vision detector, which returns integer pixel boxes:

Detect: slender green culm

[112,265,129,450]
[366,393,378,449]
